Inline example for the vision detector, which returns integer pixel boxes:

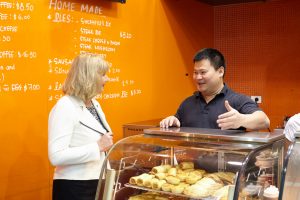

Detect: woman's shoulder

[56,95,73,105]
[54,95,83,110]
[287,113,300,125]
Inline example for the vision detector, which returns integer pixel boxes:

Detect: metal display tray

[124,183,218,200]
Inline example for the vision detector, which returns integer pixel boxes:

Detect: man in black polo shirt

[160,48,270,130]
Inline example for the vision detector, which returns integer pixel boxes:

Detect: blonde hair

[63,53,109,102]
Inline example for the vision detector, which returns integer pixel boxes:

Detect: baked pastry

[180,161,194,169]
[184,184,211,198]
[151,165,171,173]
[161,183,173,192]
[128,194,154,200]
[155,172,166,180]
[184,177,223,198]
[176,172,188,181]
[152,179,166,190]
[198,177,223,191]
[194,169,206,175]
[189,170,203,177]
[167,167,177,176]
[129,175,139,185]
[183,168,194,173]
[176,168,184,174]
[128,195,146,200]
[128,192,168,200]
[144,178,159,188]
[143,179,152,188]
[204,173,223,184]
[166,175,181,185]
[214,172,235,184]
[136,173,154,186]
[213,185,229,200]
[171,182,189,194]
[185,174,202,184]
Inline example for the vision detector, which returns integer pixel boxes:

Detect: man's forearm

[241,111,270,130]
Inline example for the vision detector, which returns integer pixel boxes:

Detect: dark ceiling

[196,0,266,6]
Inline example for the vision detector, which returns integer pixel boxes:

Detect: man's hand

[217,100,244,130]
[160,116,180,128]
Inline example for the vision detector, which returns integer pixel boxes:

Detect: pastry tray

[124,183,218,200]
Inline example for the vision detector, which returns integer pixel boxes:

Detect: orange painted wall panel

[214,0,300,130]
[0,0,213,199]
[2,0,299,199]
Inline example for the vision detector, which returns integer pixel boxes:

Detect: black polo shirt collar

[193,84,228,101]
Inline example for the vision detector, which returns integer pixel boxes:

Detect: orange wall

[2,0,299,199]
[0,0,213,199]
[214,0,300,130]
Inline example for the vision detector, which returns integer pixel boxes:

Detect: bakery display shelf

[124,183,218,200]
[95,130,284,200]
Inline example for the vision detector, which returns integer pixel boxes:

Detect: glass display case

[279,131,300,200]
[95,127,284,200]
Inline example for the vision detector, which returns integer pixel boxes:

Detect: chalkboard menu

[0,1,153,198]
[0,0,141,105]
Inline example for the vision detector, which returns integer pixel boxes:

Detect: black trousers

[53,179,99,200]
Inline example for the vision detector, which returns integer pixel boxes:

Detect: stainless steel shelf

[144,127,284,143]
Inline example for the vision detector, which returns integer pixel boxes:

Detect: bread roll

[166,176,181,185]
[183,168,194,173]
[151,164,171,173]
[185,177,223,198]
[180,162,194,169]
[137,173,154,186]
[129,192,168,200]
[129,176,139,185]
[176,168,184,174]
[167,167,177,176]
[155,172,166,180]
[213,185,229,200]
[171,185,185,194]
[152,179,166,190]
[176,172,188,181]
[144,178,157,188]
[184,184,210,198]
[189,170,203,178]
[204,173,222,184]
[151,166,165,174]
[171,183,189,194]
[195,169,206,175]
[161,183,173,192]
[214,172,235,184]
[185,175,202,184]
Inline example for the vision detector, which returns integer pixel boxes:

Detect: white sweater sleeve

[48,98,100,166]
[283,114,300,142]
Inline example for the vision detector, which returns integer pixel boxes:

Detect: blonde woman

[48,53,113,200]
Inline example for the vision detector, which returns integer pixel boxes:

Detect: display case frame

[95,128,284,200]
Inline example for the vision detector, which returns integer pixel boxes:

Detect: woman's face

[97,72,109,93]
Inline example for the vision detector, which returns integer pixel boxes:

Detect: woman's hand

[97,132,113,152]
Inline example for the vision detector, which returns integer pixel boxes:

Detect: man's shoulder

[225,89,251,102]
[178,93,199,107]
[183,92,198,101]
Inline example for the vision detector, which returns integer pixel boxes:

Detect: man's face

[193,59,224,96]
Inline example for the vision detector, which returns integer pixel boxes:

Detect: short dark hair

[193,48,226,71]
